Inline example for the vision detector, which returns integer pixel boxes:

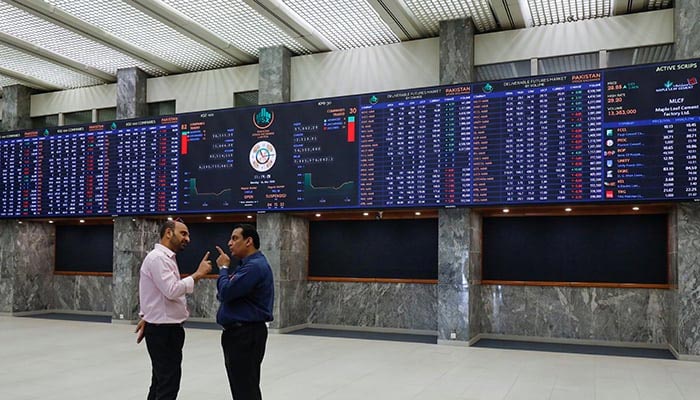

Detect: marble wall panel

[480,285,670,344]
[308,281,437,331]
[76,276,113,312]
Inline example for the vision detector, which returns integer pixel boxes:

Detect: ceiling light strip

[127,0,254,63]
[5,0,185,73]
[0,32,113,82]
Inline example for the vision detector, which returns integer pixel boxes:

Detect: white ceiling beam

[365,0,428,40]
[475,9,673,65]
[0,32,114,82]
[5,0,185,74]
[241,0,335,52]
[611,0,648,15]
[125,0,256,64]
[489,0,531,29]
[0,68,62,91]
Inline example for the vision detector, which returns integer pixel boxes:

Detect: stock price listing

[2,59,700,219]
[0,118,179,218]
[603,60,700,201]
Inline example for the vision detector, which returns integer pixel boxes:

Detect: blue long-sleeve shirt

[216,251,274,326]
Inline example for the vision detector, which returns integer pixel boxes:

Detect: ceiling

[0,0,673,95]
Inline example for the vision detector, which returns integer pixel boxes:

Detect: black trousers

[144,323,185,400]
[221,322,268,400]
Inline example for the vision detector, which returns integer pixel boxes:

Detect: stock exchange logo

[253,107,275,129]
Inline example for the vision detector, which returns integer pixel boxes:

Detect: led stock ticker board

[0,59,698,218]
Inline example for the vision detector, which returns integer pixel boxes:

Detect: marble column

[0,220,16,313]
[1,84,33,132]
[437,18,478,343]
[256,46,305,331]
[258,46,291,105]
[672,4,700,357]
[438,209,481,343]
[439,18,475,85]
[112,217,160,322]
[674,0,700,60]
[257,214,309,331]
[116,67,148,120]
[676,204,700,356]
[0,220,54,314]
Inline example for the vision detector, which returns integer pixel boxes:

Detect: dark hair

[235,223,260,249]
[159,220,175,238]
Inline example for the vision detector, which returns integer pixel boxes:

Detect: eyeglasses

[173,217,184,223]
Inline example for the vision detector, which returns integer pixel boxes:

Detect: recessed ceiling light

[415,211,421,216]
[18,221,23,224]
[246,215,253,219]
[167,217,173,221]
[632,206,640,211]
[363,212,369,216]
[79,219,85,223]
[206,216,212,220]
[564,208,572,212]
[315,213,321,217]
[502,208,510,213]
[48,220,54,224]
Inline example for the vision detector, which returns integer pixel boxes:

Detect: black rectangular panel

[309,219,438,279]
[482,214,668,284]
[55,225,114,273]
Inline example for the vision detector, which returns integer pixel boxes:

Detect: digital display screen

[0,59,698,218]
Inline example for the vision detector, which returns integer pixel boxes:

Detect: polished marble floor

[1,315,699,400]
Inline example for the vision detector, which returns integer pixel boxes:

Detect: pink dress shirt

[139,243,194,324]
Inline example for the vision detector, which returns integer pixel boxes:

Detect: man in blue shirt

[215,224,274,400]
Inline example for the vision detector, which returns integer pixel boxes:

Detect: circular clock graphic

[249,141,277,172]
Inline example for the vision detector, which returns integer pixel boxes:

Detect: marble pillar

[674,0,700,60]
[0,220,54,313]
[0,220,16,313]
[116,67,148,120]
[256,46,303,330]
[258,46,291,105]
[676,203,700,355]
[438,209,480,342]
[437,19,477,342]
[672,3,700,357]
[1,84,33,132]
[257,213,308,330]
[439,18,475,85]
[112,217,159,321]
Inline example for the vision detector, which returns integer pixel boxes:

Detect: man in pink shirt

[135,219,212,400]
